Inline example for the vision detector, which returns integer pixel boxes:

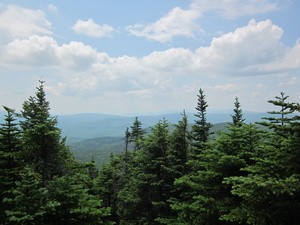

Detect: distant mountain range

[56,111,269,142]
[0,110,270,167]
[0,110,269,141]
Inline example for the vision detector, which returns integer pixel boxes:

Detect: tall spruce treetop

[19,80,69,182]
[130,117,145,151]
[231,96,245,127]
[192,88,212,151]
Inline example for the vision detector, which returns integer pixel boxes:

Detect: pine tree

[0,106,22,224]
[231,96,245,127]
[191,88,212,154]
[47,170,112,225]
[224,93,300,224]
[19,80,72,183]
[118,119,170,224]
[3,166,58,225]
[129,117,146,151]
[157,111,190,224]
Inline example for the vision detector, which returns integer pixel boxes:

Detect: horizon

[0,1,299,115]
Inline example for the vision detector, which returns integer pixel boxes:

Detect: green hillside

[69,122,230,167]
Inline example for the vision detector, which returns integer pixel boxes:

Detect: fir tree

[0,106,22,224]
[129,117,145,151]
[19,80,72,183]
[224,93,300,224]
[118,119,170,224]
[230,96,245,127]
[3,166,58,225]
[191,88,212,153]
[157,111,190,224]
[47,170,112,225]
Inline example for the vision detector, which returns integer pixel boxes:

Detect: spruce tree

[231,96,245,127]
[157,111,190,224]
[118,119,170,224]
[0,106,22,224]
[224,93,300,224]
[191,88,212,154]
[129,117,145,151]
[47,171,112,225]
[3,166,58,225]
[19,80,71,183]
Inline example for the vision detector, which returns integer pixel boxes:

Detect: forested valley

[1,80,300,225]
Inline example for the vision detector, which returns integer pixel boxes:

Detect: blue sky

[0,0,300,115]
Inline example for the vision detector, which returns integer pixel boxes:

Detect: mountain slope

[57,111,269,141]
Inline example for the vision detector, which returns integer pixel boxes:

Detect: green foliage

[19,80,70,182]
[191,88,212,150]
[3,167,58,225]
[47,170,112,225]
[2,82,300,225]
[0,106,22,224]
[129,117,146,151]
[223,93,300,225]
[0,81,114,224]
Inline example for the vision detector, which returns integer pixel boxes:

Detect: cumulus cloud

[0,36,97,70]
[193,19,287,75]
[126,7,201,42]
[126,0,279,42]
[1,19,300,98]
[72,19,115,37]
[0,5,52,41]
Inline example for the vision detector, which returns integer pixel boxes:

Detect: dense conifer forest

[1,81,300,224]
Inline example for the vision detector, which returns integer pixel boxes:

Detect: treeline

[1,82,300,224]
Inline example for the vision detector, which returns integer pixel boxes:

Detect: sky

[0,0,300,116]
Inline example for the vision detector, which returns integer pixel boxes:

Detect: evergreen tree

[0,106,22,224]
[3,166,58,225]
[224,93,300,224]
[129,117,146,151]
[169,89,215,224]
[19,80,72,183]
[157,111,190,224]
[47,170,112,225]
[192,88,212,149]
[118,119,170,224]
[170,97,264,224]
[97,154,128,224]
[230,96,245,127]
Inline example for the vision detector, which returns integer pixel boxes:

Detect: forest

[1,80,300,225]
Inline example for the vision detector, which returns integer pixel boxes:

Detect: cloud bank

[1,16,299,98]
[0,5,52,41]
[126,0,279,42]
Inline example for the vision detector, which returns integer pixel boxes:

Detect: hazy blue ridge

[56,111,269,140]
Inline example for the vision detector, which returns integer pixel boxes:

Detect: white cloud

[193,19,286,75]
[57,41,98,70]
[0,36,97,70]
[126,7,201,42]
[72,19,115,37]
[1,35,58,68]
[126,0,279,42]
[1,19,299,99]
[0,5,52,41]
